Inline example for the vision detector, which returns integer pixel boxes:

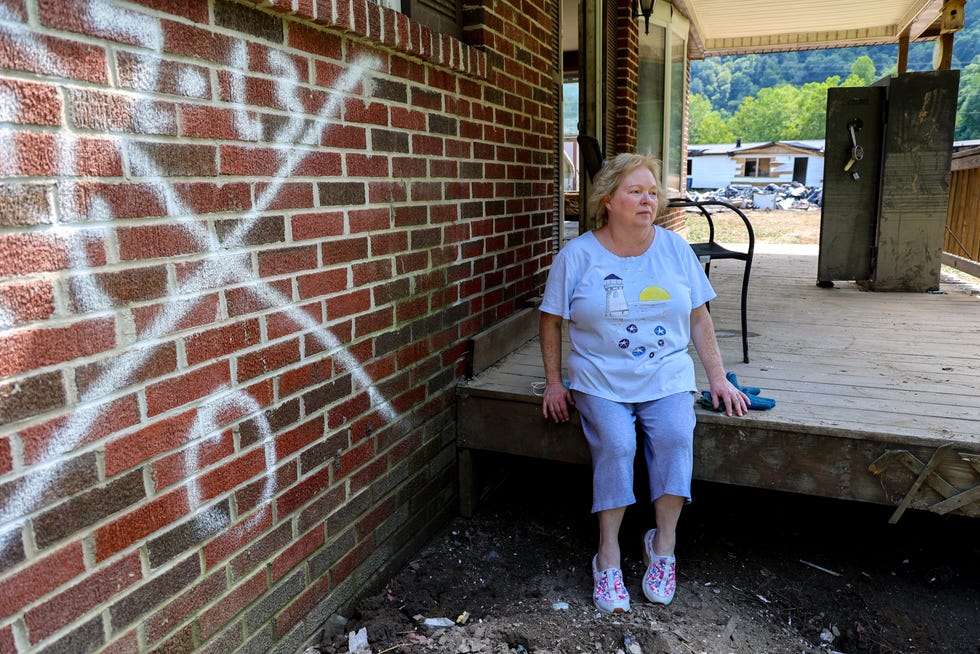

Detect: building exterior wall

[690,150,824,189]
[689,156,738,190]
[0,1,558,652]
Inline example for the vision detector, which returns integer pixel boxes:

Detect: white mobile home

[688,140,825,190]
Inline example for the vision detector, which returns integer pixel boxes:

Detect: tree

[850,55,877,84]
[689,94,735,143]
[956,56,980,139]
[728,85,800,141]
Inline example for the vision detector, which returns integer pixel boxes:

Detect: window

[743,158,771,177]
[636,6,689,197]
[387,0,462,39]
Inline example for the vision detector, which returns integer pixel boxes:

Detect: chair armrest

[667,198,755,254]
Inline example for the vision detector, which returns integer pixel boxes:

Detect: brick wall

[0,0,558,652]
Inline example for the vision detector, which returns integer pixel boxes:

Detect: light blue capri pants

[573,390,696,513]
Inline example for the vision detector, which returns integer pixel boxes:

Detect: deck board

[457,244,980,517]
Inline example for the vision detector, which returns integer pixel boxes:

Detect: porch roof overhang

[673,0,956,58]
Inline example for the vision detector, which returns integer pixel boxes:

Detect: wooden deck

[456,244,980,521]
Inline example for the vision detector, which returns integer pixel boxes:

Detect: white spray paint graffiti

[0,0,397,568]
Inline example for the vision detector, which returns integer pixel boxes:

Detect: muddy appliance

[818,70,960,291]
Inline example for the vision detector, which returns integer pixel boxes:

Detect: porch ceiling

[674,0,950,57]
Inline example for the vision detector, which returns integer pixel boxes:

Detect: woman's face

[604,166,658,227]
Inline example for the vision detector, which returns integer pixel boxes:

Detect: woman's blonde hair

[587,153,665,225]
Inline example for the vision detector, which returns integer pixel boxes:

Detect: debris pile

[688,182,822,211]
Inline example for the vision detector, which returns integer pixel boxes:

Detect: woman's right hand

[542,381,574,422]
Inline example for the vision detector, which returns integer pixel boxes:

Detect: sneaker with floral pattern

[591,554,630,613]
[642,528,676,605]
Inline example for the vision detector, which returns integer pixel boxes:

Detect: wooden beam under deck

[457,244,980,519]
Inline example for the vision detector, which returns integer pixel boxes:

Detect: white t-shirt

[540,226,716,403]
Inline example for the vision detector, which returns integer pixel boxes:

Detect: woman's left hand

[705,377,750,416]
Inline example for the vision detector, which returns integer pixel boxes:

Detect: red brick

[344,98,388,125]
[345,153,390,177]
[69,88,177,135]
[276,360,331,400]
[215,213,284,247]
[144,360,231,416]
[320,123,367,150]
[256,181,314,211]
[94,488,190,562]
[196,446,267,502]
[270,525,323,583]
[291,211,344,242]
[0,182,53,226]
[37,0,152,46]
[288,148,343,176]
[275,417,324,460]
[68,181,167,221]
[288,21,342,59]
[368,180,409,204]
[0,624,15,654]
[19,396,138,466]
[0,438,10,475]
[275,574,330,636]
[321,237,368,265]
[354,307,394,337]
[177,184,252,220]
[132,292,221,337]
[147,623,195,654]
[24,551,142,644]
[152,429,235,491]
[267,302,321,340]
[395,296,428,324]
[236,338,301,382]
[202,505,273,571]
[326,392,371,430]
[257,244,318,276]
[116,50,210,99]
[330,538,373,588]
[74,341,178,399]
[143,570,226,645]
[128,0,209,23]
[225,278,291,317]
[184,318,262,366]
[352,259,394,287]
[276,466,331,517]
[69,264,169,308]
[235,460,297,516]
[0,232,69,278]
[0,30,107,83]
[130,142,216,177]
[162,19,236,65]
[74,136,124,176]
[0,279,55,324]
[0,541,85,620]
[390,106,426,130]
[216,71,290,111]
[196,569,267,641]
[116,223,205,261]
[323,288,370,321]
[219,145,291,176]
[0,316,115,377]
[0,369,64,426]
[0,78,61,125]
[104,410,195,476]
[102,629,139,654]
[179,103,238,139]
[349,207,391,233]
[227,520,292,580]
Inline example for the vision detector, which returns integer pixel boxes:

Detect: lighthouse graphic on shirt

[603,274,629,316]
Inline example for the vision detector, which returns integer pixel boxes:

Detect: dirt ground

[306,209,980,654]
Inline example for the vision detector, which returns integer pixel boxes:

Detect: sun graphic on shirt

[639,286,671,301]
